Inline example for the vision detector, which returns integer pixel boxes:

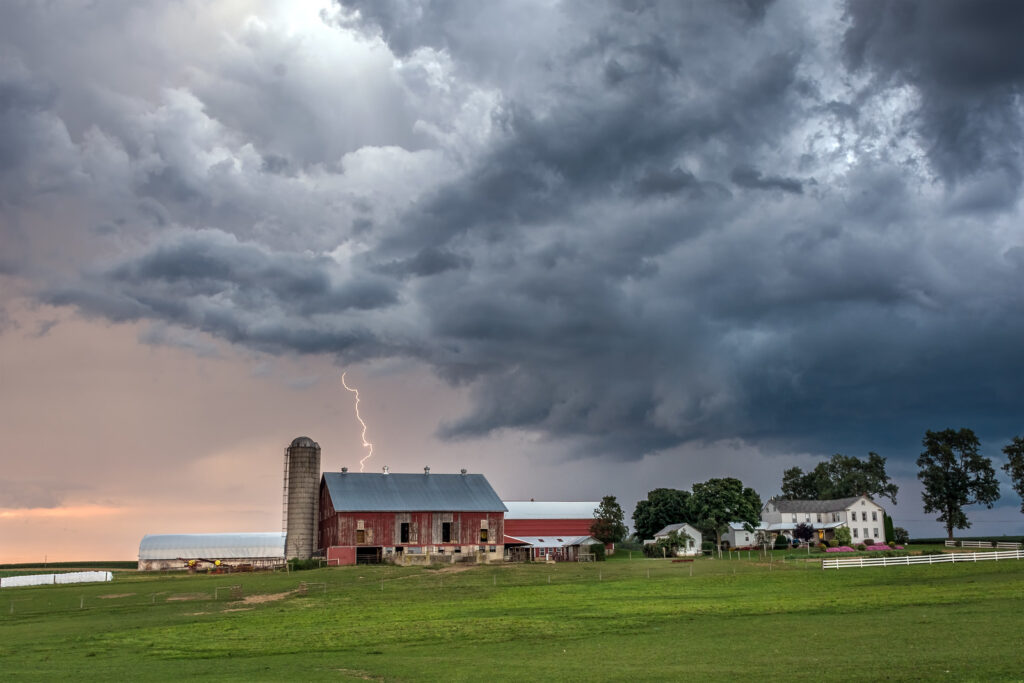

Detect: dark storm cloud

[730,166,803,194]
[46,229,396,356]
[8,0,1024,466]
[843,0,1024,190]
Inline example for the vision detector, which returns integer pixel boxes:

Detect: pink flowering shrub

[865,544,892,550]
[826,546,856,552]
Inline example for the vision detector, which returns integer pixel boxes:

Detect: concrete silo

[283,436,321,560]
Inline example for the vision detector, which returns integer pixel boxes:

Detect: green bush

[589,543,606,561]
[773,534,789,550]
[834,527,852,546]
[884,514,896,544]
[921,550,944,556]
[287,558,323,571]
[863,538,875,546]
[820,543,831,553]
[855,543,866,551]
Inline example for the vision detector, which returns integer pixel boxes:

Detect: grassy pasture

[2,555,1023,681]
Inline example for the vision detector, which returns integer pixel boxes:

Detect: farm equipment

[179,558,254,574]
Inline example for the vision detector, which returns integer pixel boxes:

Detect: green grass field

[2,553,1023,681]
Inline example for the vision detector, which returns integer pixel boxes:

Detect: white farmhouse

[761,495,888,544]
[645,522,703,556]
[722,522,765,549]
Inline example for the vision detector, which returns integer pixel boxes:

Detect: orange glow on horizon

[0,504,124,520]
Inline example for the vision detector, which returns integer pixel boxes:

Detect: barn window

[442,522,452,543]
[401,522,410,544]
[356,529,366,544]
[480,528,488,542]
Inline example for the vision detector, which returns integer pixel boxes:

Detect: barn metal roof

[322,472,507,512]
[502,501,598,519]
[138,533,286,560]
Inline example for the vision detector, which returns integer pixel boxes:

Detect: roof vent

[460,468,467,475]
[341,466,348,473]
[424,466,430,475]
[383,465,390,475]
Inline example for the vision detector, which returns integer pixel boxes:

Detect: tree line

[590,428,1024,545]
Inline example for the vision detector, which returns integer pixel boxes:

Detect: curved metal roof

[138,533,286,560]
[289,436,319,449]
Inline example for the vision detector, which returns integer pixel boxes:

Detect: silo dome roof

[290,436,319,448]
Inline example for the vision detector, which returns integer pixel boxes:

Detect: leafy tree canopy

[1002,436,1024,514]
[590,495,628,544]
[917,428,1000,540]
[690,477,761,550]
[793,522,815,543]
[781,452,899,504]
[632,488,692,541]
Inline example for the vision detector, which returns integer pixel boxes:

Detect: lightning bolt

[341,372,374,472]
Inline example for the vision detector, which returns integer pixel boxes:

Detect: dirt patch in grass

[241,591,293,604]
[335,668,384,680]
[167,593,211,601]
[221,607,253,612]
[434,564,478,574]
[97,593,135,599]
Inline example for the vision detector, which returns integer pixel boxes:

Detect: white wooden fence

[822,549,1024,570]
[944,540,1022,549]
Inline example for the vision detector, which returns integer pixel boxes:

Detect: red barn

[503,501,612,556]
[318,468,506,566]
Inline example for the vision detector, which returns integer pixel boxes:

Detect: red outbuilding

[318,468,506,566]
[503,501,612,555]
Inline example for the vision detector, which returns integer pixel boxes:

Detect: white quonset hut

[138,532,286,571]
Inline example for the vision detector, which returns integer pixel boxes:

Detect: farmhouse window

[442,522,452,543]
[862,512,867,521]
[401,522,410,544]
[832,513,839,522]
[873,528,879,538]
[817,514,822,523]
[863,528,869,539]
[356,529,366,544]
[791,514,797,523]
[872,511,877,521]
[852,528,858,538]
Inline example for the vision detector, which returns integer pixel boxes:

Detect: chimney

[341,466,348,473]
[424,466,430,475]
[382,465,390,475]
[460,468,467,475]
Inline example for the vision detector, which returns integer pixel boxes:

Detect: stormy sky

[3,0,1024,560]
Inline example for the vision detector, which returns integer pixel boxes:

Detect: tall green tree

[883,513,896,544]
[917,428,1000,540]
[1002,436,1024,514]
[632,488,692,541]
[590,495,628,545]
[780,452,899,504]
[690,478,761,553]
